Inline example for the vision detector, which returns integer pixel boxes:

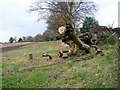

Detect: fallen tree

[58,23,103,57]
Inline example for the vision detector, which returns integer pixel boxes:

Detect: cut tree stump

[29,53,33,60]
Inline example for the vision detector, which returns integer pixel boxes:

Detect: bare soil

[0,42,35,52]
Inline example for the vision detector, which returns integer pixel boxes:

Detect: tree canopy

[30,1,97,32]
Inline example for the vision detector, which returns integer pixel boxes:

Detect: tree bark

[64,26,90,52]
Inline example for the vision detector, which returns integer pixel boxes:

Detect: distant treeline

[9,30,62,43]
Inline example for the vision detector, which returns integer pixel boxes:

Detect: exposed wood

[66,40,76,53]
[58,26,66,34]
[79,32,99,45]
[59,49,71,58]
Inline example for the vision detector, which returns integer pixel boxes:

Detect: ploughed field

[1,41,118,88]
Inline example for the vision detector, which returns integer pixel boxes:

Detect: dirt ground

[0,42,35,52]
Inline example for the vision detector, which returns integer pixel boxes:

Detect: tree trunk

[58,25,99,53]
[64,27,90,52]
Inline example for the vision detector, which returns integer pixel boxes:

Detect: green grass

[2,67,51,88]
[2,41,118,88]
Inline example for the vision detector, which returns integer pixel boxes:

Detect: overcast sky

[0,0,119,42]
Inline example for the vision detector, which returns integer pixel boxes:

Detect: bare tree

[29,0,97,31]
[29,0,98,54]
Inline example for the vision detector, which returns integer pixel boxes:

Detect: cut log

[90,34,99,45]
[59,49,71,58]
[58,26,66,34]
[79,32,99,45]
[42,53,52,59]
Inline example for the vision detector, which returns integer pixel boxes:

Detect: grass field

[1,41,118,88]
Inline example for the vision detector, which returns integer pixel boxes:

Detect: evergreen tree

[18,38,23,42]
[81,17,99,33]
[9,37,14,43]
